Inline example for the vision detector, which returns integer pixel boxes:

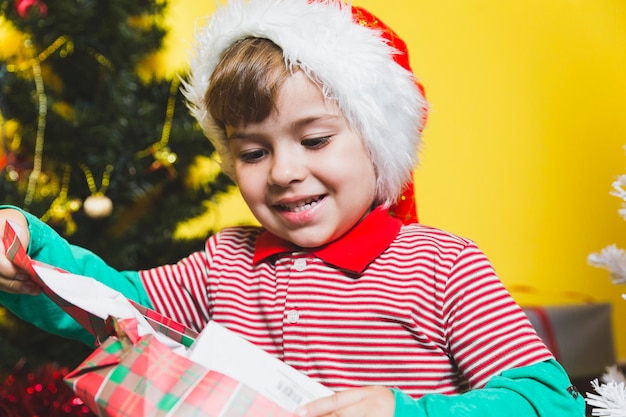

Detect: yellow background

[163,1,626,361]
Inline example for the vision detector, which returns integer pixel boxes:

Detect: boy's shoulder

[398,222,477,248]
[215,224,265,241]
[206,225,266,258]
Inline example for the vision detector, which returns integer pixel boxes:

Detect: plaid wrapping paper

[65,318,295,417]
[129,300,197,348]
[3,220,114,342]
[2,221,198,347]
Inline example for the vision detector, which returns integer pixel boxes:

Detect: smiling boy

[0,0,585,416]
[226,70,376,247]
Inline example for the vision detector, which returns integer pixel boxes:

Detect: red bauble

[15,0,48,18]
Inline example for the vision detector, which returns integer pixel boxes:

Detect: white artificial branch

[611,175,626,221]
[587,379,626,417]
[588,245,626,284]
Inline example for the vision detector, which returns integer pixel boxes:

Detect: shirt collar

[253,206,402,273]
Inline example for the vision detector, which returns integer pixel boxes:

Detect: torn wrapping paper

[2,221,332,416]
[187,320,330,410]
[65,317,297,417]
[3,220,192,352]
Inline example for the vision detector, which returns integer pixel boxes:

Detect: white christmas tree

[587,149,626,416]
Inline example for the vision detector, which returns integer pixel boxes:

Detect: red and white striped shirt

[139,207,552,398]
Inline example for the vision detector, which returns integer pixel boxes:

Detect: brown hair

[205,37,295,129]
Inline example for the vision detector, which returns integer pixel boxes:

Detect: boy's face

[226,71,377,248]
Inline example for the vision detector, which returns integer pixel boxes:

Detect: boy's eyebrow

[227,114,341,141]
[226,131,252,141]
[291,114,340,130]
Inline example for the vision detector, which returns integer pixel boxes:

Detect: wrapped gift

[523,304,616,378]
[65,317,294,417]
[2,222,331,417]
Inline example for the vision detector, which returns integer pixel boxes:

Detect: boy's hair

[183,0,427,209]
[206,37,294,130]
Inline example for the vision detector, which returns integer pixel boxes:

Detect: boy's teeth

[282,198,319,212]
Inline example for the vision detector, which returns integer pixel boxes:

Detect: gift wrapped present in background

[523,303,616,381]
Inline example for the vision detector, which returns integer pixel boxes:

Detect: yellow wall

[164,0,626,361]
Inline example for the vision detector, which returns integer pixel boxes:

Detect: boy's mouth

[277,196,325,213]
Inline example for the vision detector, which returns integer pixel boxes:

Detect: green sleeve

[0,206,152,346]
[392,359,585,417]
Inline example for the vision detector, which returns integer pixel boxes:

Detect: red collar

[253,206,402,273]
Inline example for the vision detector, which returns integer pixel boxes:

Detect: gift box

[2,222,331,417]
[65,317,294,417]
[523,303,616,379]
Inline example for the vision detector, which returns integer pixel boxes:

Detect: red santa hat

[183,0,428,224]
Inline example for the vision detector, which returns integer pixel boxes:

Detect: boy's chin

[277,226,345,249]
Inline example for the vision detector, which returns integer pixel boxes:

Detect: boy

[0,0,585,416]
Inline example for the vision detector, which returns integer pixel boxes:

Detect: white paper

[32,264,187,353]
[187,321,332,411]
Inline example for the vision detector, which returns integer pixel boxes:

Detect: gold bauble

[83,194,113,218]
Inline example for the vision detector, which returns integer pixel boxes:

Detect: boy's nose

[268,152,306,187]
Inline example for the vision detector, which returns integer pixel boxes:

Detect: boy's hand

[296,386,395,417]
[0,209,40,295]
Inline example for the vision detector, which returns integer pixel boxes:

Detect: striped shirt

[139,207,552,398]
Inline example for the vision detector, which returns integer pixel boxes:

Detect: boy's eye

[239,149,268,163]
[302,136,331,149]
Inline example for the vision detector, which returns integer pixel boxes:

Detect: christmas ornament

[83,195,113,219]
[15,0,48,18]
[79,163,114,218]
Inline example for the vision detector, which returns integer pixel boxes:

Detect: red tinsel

[15,0,48,18]
[0,361,94,417]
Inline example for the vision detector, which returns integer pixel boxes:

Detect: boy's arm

[393,359,585,417]
[298,360,584,417]
[0,206,152,346]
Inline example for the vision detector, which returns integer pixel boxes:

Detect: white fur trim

[182,0,427,204]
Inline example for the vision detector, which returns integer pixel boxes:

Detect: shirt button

[287,309,300,323]
[294,258,307,271]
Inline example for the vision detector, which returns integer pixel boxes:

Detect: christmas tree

[585,148,626,416]
[0,0,233,413]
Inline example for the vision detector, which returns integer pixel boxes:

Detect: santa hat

[183,0,428,224]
